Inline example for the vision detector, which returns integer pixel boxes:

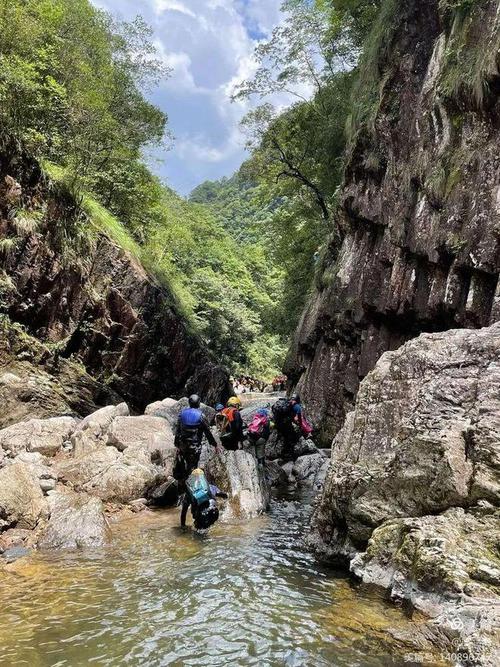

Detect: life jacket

[216,407,238,435]
[179,407,203,448]
[271,397,293,424]
[248,410,270,437]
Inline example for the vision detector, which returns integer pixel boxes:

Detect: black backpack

[272,398,293,424]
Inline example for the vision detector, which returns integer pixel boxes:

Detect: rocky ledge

[309,323,500,665]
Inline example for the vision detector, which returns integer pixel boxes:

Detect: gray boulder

[0,463,48,529]
[265,431,318,461]
[350,508,500,665]
[292,452,328,487]
[0,416,77,458]
[12,451,58,495]
[54,445,167,504]
[311,324,500,565]
[144,397,178,419]
[265,460,289,488]
[77,403,129,433]
[205,450,270,520]
[38,488,107,549]
[107,415,176,466]
[309,324,500,665]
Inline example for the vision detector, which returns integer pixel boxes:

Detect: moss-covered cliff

[287,0,500,444]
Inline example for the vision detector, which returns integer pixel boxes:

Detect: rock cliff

[0,145,229,423]
[309,324,500,664]
[286,0,500,443]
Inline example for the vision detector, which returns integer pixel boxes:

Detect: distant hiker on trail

[271,394,311,461]
[246,408,271,467]
[180,468,228,530]
[173,394,219,484]
[215,396,244,451]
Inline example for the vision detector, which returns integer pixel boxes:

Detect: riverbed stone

[292,452,328,486]
[0,416,77,458]
[205,450,270,519]
[0,463,47,530]
[38,488,107,550]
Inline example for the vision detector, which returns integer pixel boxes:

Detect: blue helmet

[215,403,224,411]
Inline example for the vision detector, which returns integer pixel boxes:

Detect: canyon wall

[0,146,229,425]
[286,0,500,443]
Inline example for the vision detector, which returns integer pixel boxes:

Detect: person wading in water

[174,394,220,525]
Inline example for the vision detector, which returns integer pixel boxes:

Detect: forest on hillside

[3,0,477,378]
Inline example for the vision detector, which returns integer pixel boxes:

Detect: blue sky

[92,0,285,196]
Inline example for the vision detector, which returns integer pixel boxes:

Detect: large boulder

[0,463,47,530]
[12,452,57,494]
[54,446,167,504]
[0,416,77,458]
[205,450,270,520]
[350,508,500,665]
[311,324,500,564]
[107,415,176,467]
[77,403,129,433]
[292,452,328,488]
[144,397,178,419]
[309,324,500,664]
[38,488,108,550]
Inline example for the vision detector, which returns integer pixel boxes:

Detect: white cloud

[92,0,303,194]
[154,0,196,18]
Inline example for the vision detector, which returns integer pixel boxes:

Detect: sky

[92,0,286,196]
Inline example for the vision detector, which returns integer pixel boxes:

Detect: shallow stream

[0,492,445,666]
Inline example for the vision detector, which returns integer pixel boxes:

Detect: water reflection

[0,494,446,666]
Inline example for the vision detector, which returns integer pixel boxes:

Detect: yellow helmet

[227,396,242,408]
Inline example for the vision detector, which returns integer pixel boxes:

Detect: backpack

[185,469,211,508]
[272,398,293,424]
[248,410,269,437]
[215,407,237,435]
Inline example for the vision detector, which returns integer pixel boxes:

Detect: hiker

[215,396,245,451]
[173,394,219,484]
[271,393,309,461]
[246,408,271,466]
[180,468,228,530]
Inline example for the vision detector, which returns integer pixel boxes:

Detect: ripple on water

[0,495,449,667]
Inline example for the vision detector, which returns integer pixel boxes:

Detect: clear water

[0,493,445,666]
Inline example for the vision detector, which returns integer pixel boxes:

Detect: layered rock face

[0,148,229,422]
[310,324,500,663]
[287,0,500,443]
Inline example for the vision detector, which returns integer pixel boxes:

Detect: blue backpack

[185,469,212,508]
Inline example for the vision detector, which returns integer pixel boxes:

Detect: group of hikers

[231,375,266,394]
[172,393,312,531]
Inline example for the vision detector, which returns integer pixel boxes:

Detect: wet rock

[2,546,31,563]
[205,450,270,520]
[350,509,500,665]
[0,528,32,554]
[38,488,107,550]
[292,453,328,486]
[281,461,295,484]
[265,460,289,488]
[0,463,47,530]
[0,416,77,458]
[148,478,179,507]
[310,324,500,664]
